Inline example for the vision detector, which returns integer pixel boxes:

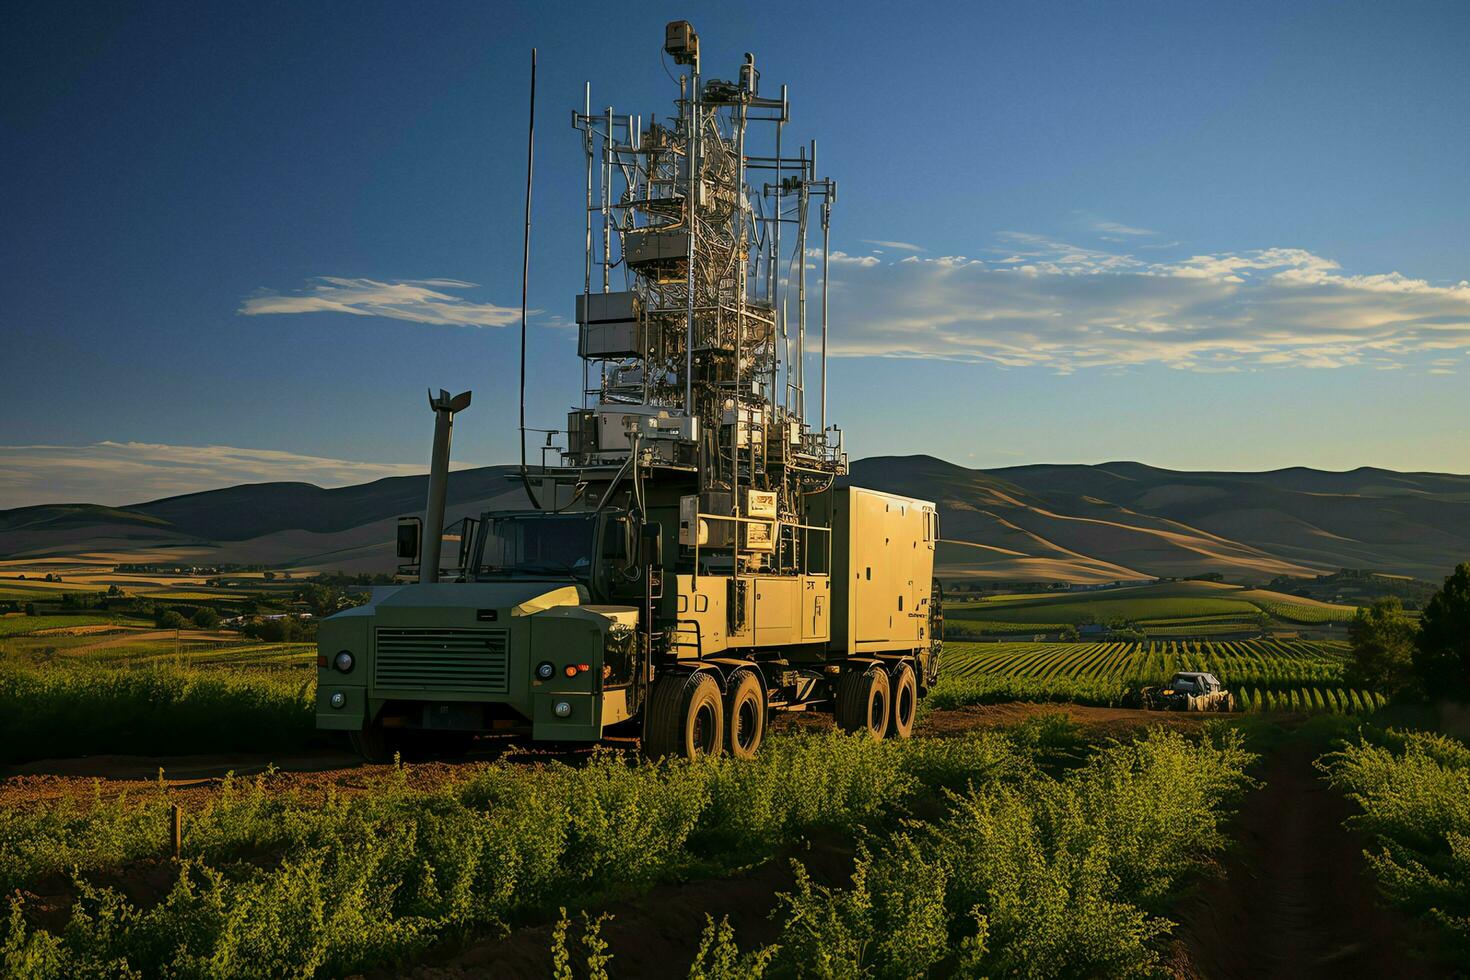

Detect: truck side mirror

[396,517,422,561]
[641,524,663,566]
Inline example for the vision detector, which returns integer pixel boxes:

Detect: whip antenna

[519,47,542,508]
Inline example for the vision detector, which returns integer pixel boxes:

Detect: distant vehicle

[1127,671,1235,712]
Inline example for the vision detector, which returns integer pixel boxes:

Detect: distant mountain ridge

[3,456,1468,583]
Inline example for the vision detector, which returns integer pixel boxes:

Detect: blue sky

[3,1,1468,508]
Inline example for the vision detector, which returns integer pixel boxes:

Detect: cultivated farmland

[944,580,1359,639]
[935,638,1387,714]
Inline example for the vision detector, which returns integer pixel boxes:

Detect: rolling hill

[2,456,1467,584]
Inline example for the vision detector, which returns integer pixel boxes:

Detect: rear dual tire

[724,669,766,759]
[889,661,918,739]
[643,671,725,760]
[835,661,918,740]
[836,663,891,740]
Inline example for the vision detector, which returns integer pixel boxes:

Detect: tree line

[1346,562,1470,699]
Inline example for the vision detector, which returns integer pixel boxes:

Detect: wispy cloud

[1091,220,1156,236]
[860,239,925,252]
[241,277,523,327]
[819,236,1470,374]
[0,442,455,510]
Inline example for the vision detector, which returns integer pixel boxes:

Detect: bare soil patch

[1169,744,1449,979]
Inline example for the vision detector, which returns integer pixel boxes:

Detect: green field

[0,618,316,762]
[935,638,1384,714]
[0,613,121,636]
[950,595,1261,624]
[944,581,1358,635]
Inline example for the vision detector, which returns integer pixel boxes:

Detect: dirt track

[0,703,1206,809]
[1171,745,1448,979]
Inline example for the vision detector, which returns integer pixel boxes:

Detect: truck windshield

[473,513,597,579]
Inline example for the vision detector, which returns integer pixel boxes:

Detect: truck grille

[374,628,511,693]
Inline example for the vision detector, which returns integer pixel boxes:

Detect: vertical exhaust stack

[422,388,472,584]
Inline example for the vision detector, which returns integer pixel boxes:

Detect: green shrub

[1319,730,1470,964]
[747,728,1255,979]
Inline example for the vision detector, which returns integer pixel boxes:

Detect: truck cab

[316,509,649,760]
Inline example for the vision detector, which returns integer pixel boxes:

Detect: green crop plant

[0,728,1059,978]
[688,728,1257,978]
[1319,730,1470,966]
[0,660,314,763]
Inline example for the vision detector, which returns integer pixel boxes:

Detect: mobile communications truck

[316,22,942,760]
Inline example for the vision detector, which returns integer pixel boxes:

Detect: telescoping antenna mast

[517,47,541,509]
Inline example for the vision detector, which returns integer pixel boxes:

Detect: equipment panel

[825,486,936,655]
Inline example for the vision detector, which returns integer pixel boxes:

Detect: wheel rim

[735,696,759,752]
[870,688,887,732]
[691,702,717,756]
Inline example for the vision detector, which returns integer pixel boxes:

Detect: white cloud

[806,249,881,268]
[0,442,458,510]
[818,237,1470,373]
[241,277,523,327]
[1091,220,1156,236]
[860,239,925,252]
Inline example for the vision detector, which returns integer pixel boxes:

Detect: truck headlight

[536,661,555,680]
[329,691,345,709]
[553,700,572,718]
[334,651,354,673]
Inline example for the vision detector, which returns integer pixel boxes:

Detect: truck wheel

[725,670,765,759]
[349,723,400,764]
[643,671,724,760]
[835,664,890,740]
[888,662,918,739]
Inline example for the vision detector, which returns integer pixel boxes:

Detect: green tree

[156,609,188,630]
[300,584,342,618]
[1059,624,1081,642]
[191,606,220,629]
[23,602,36,616]
[1413,562,1470,699]
[1345,597,1416,693]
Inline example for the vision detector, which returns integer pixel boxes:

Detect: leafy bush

[1319,730,1470,965]
[744,728,1256,978]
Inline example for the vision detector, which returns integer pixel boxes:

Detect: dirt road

[0,702,1208,809]
[1171,745,1447,979]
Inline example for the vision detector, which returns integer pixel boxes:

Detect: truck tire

[349,722,400,764]
[725,669,765,759]
[643,671,724,760]
[888,662,918,739]
[835,663,890,740]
